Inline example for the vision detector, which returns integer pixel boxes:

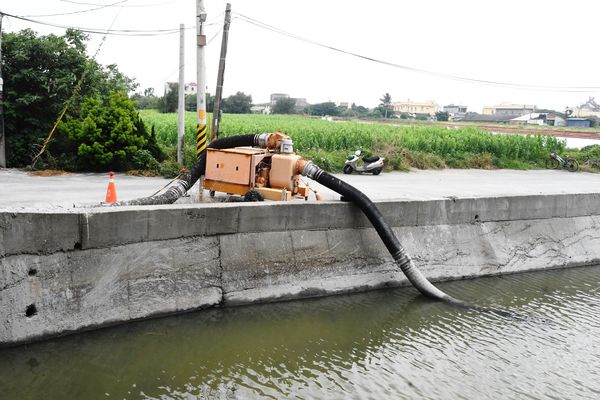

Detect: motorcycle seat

[363,156,380,163]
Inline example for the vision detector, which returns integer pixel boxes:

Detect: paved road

[1,168,600,210]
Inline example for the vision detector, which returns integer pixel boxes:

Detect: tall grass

[139,110,566,171]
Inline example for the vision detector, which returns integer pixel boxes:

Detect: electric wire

[1,11,216,36]
[60,0,184,8]
[24,0,129,18]
[235,12,600,93]
[149,27,222,90]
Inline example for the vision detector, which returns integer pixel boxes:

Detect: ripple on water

[2,266,600,399]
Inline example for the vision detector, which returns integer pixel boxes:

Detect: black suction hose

[116,134,258,206]
[302,162,464,305]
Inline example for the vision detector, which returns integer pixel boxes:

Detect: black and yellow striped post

[196,109,208,160]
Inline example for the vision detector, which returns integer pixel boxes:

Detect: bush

[159,160,182,178]
[131,149,160,172]
[59,91,159,171]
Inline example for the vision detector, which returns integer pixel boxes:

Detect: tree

[307,102,339,116]
[158,83,179,113]
[221,92,252,114]
[3,29,89,166]
[59,91,163,170]
[185,93,214,112]
[435,111,449,121]
[272,97,296,114]
[2,28,155,169]
[379,93,393,118]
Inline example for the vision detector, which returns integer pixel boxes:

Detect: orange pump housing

[204,147,309,201]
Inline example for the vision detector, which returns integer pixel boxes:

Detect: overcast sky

[3,0,599,112]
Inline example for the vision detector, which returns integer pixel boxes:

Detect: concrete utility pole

[210,3,231,141]
[0,13,6,168]
[195,0,207,161]
[177,23,185,165]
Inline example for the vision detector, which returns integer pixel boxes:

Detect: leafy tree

[158,83,179,113]
[221,91,252,114]
[379,93,393,118]
[131,92,160,110]
[2,28,141,168]
[435,111,449,121]
[307,102,339,116]
[3,29,88,166]
[185,93,214,112]
[272,97,296,114]
[59,91,162,170]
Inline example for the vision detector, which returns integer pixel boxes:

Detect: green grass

[139,110,568,172]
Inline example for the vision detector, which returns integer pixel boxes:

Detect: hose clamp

[301,162,322,180]
[256,133,270,148]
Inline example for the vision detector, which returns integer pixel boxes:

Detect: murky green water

[1,266,600,399]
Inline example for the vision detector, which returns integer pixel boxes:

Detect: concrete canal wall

[2,193,600,346]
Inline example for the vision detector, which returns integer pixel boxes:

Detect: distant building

[443,104,467,114]
[510,113,566,126]
[293,98,307,112]
[482,103,536,116]
[251,104,271,114]
[336,102,349,108]
[270,93,307,112]
[270,93,289,106]
[392,99,440,116]
[574,97,600,118]
[461,114,515,123]
[567,118,592,128]
[164,82,197,95]
[443,104,467,120]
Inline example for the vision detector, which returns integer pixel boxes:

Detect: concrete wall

[2,193,600,346]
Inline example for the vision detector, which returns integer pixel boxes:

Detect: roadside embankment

[2,193,600,346]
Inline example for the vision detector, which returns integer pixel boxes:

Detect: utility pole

[177,23,185,166]
[194,0,207,201]
[210,3,231,141]
[195,0,207,160]
[0,13,6,168]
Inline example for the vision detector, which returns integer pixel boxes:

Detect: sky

[2,0,599,112]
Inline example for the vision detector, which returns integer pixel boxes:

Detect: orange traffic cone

[105,171,117,204]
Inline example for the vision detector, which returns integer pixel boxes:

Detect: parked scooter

[343,150,385,175]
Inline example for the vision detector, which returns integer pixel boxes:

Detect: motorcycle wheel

[566,159,579,172]
[545,158,560,169]
[343,165,353,174]
[372,167,383,175]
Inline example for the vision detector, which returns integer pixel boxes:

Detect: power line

[0,11,208,36]
[60,0,184,8]
[24,0,129,18]
[235,12,600,93]
[149,28,222,90]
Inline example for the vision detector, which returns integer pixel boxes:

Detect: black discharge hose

[115,134,258,206]
[302,162,465,305]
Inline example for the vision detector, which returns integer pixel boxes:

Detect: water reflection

[1,266,600,399]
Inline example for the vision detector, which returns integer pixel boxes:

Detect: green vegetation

[139,111,567,172]
[2,29,161,171]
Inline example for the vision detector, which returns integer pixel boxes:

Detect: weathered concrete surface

[3,168,600,208]
[2,193,600,346]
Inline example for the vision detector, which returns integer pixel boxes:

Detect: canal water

[1,266,600,399]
